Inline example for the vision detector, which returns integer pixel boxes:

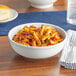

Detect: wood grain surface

[0,0,76,76]
[0,0,67,13]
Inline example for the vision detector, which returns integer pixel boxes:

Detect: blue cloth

[0,11,76,35]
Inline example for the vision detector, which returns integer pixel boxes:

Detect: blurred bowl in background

[28,0,57,9]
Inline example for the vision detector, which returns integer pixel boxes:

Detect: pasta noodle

[13,25,64,47]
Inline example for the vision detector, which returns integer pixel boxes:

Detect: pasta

[13,25,64,47]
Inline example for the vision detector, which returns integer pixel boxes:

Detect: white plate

[0,9,18,23]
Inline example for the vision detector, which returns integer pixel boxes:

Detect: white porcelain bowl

[8,23,67,59]
[28,0,57,9]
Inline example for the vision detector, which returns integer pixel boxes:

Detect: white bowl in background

[8,23,67,59]
[28,0,57,9]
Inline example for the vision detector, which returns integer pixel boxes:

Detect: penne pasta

[33,32,41,46]
[32,39,37,46]
[13,25,64,47]
[40,25,45,35]
[21,42,30,46]
[50,40,58,45]
[42,34,50,41]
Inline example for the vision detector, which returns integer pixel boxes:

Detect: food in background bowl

[13,25,64,47]
[8,23,67,59]
[0,4,11,21]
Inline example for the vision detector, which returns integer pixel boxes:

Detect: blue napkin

[0,11,76,35]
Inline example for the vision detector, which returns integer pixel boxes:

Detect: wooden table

[0,0,76,76]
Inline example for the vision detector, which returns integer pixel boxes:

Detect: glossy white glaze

[8,23,67,59]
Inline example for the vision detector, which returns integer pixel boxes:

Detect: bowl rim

[8,22,67,49]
